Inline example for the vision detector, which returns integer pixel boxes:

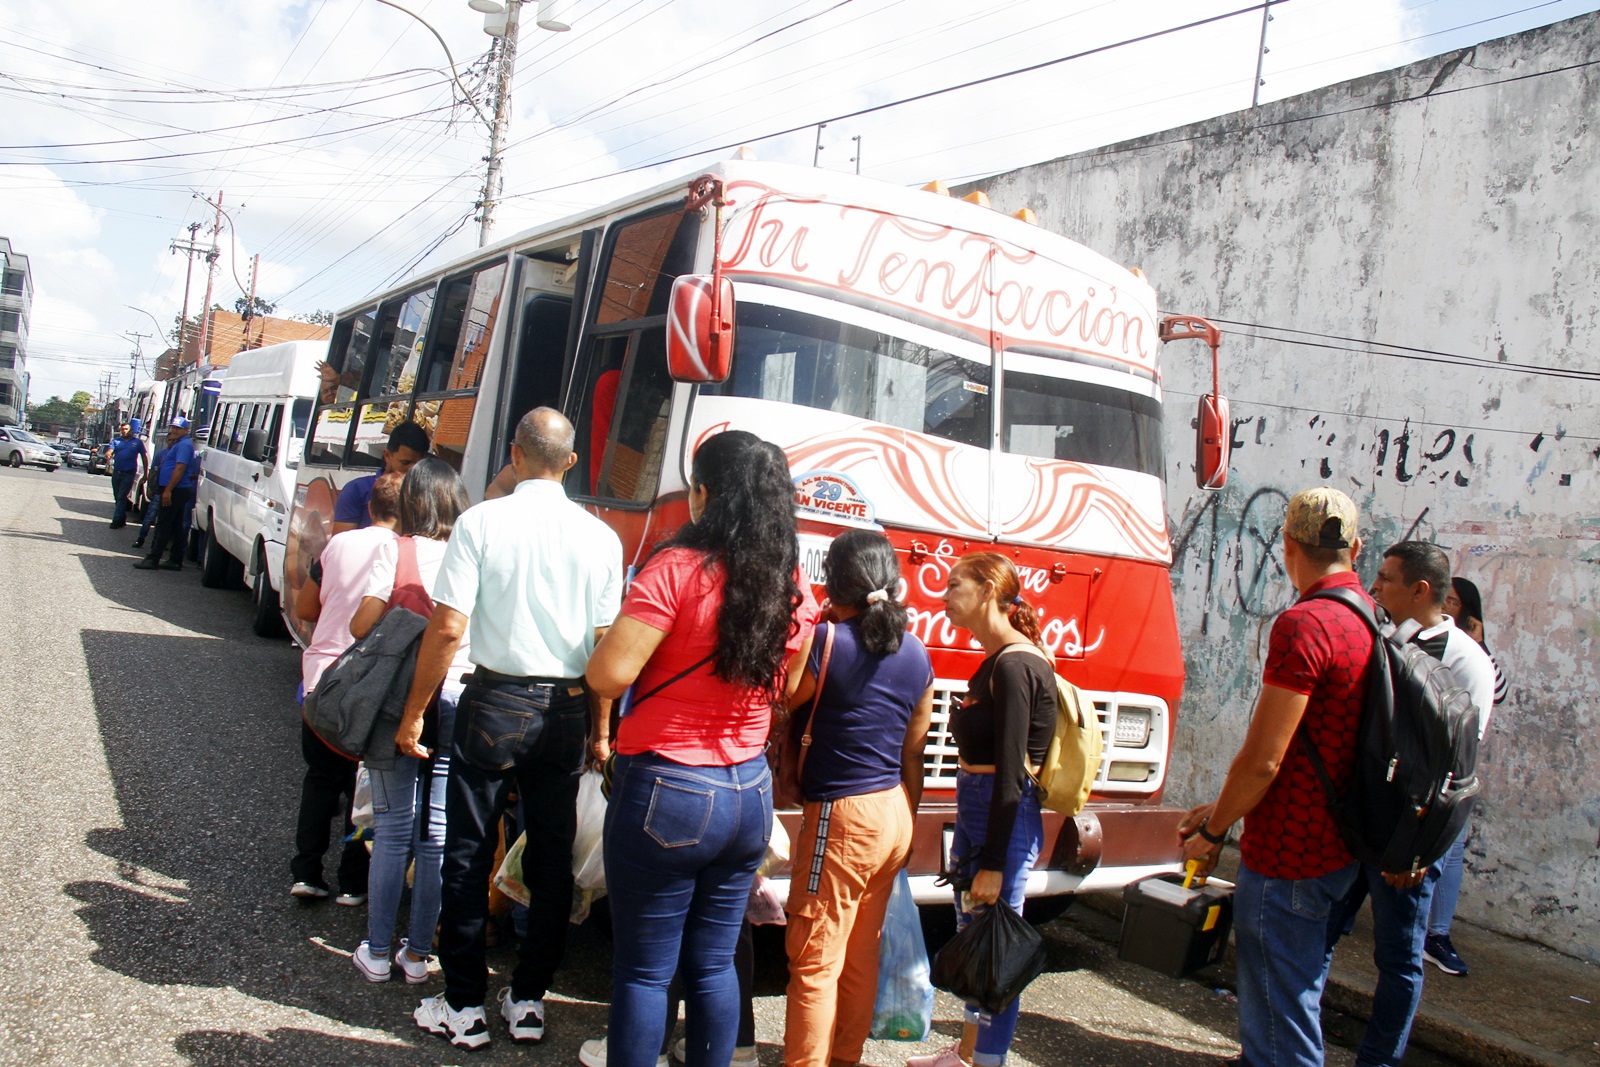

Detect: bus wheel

[200,525,234,588]
[251,566,286,638]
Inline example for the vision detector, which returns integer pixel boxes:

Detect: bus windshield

[1002,351,1164,477]
[708,299,991,449]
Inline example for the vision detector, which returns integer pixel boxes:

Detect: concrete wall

[962,13,1600,959]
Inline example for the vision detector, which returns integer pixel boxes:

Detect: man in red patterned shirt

[1179,487,1375,1067]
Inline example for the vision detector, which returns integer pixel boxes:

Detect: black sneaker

[1423,933,1469,976]
[160,560,183,571]
[131,538,145,548]
[133,558,159,570]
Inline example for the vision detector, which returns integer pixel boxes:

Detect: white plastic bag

[494,831,530,907]
[573,769,607,893]
[350,763,374,832]
[758,816,791,878]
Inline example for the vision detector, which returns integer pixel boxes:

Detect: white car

[0,427,63,471]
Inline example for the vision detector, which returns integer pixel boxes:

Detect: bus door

[486,248,585,478]
[564,205,701,563]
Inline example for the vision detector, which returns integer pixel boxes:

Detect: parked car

[0,427,63,471]
[88,444,112,475]
[65,447,93,469]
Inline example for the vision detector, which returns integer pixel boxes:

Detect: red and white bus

[284,159,1230,907]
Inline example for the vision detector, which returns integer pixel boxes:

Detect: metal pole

[1252,0,1274,108]
[851,134,862,175]
[478,0,522,247]
[197,191,223,363]
[813,122,827,167]
[244,254,260,351]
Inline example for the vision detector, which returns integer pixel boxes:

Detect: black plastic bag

[930,900,1047,1015]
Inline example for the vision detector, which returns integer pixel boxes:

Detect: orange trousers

[783,785,914,1067]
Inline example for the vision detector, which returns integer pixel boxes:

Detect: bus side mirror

[242,427,268,464]
[1196,393,1230,490]
[666,274,734,383]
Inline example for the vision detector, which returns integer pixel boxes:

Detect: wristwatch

[1196,821,1228,846]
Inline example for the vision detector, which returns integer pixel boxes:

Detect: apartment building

[0,237,31,426]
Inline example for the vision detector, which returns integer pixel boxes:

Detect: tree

[235,295,277,320]
[26,392,91,432]
[295,308,335,326]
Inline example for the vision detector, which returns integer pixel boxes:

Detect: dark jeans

[292,720,369,893]
[665,921,755,1051]
[1325,865,1437,1066]
[438,678,588,1009]
[147,485,194,564]
[111,469,138,524]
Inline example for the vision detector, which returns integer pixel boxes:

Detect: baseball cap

[1285,486,1358,549]
[171,415,190,430]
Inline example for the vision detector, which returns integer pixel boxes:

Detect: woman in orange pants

[783,531,933,1067]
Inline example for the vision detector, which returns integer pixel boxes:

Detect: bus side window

[411,261,508,472]
[594,329,673,505]
[497,293,573,459]
[307,307,380,467]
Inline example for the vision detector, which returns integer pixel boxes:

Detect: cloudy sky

[3,0,1594,402]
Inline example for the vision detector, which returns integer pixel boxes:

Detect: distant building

[0,237,31,426]
[165,310,329,375]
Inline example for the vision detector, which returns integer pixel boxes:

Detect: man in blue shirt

[330,421,431,535]
[108,420,148,529]
[134,417,198,571]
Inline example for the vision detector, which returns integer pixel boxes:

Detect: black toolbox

[1117,871,1234,978]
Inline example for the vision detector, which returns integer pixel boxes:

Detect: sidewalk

[1083,851,1600,1067]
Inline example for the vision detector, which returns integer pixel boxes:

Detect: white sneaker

[580,1036,670,1067]
[351,941,390,982]
[289,882,328,900]
[906,1043,968,1067]
[498,987,545,1043]
[673,1038,756,1066]
[414,993,491,1051]
[393,939,430,985]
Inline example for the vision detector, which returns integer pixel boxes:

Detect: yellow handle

[1183,859,1201,889]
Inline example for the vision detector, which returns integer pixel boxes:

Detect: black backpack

[1298,586,1481,875]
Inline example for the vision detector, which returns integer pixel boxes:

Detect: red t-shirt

[615,546,819,765]
[1240,570,1374,880]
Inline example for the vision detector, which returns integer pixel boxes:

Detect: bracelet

[1197,821,1228,846]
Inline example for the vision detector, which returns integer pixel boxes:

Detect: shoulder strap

[631,650,716,709]
[386,537,425,608]
[794,622,835,784]
[1306,584,1381,636]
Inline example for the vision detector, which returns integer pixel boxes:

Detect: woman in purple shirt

[783,530,933,1067]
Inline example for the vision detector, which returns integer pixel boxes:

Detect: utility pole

[170,221,204,372]
[243,254,261,351]
[477,1,522,247]
[124,331,149,402]
[196,191,224,364]
[851,135,862,175]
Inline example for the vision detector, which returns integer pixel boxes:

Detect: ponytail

[1009,597,1043,648]
[825,530,907,656]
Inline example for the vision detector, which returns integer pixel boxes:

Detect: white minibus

[195,339,324,636]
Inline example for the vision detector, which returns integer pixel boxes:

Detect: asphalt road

[0,466,1391,1066]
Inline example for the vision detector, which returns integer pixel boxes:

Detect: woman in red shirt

[586,430,816,1067]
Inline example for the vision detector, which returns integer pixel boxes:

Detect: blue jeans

[950,770,1044,1067]
[136,497,159,540]
[1428,825,1468,937]
[1325,865,1436,1066]
[603,751,771,1067]
[1234,861,1360,1067]
[366,694,456,958]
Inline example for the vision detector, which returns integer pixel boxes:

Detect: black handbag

[930,900,1048,1015]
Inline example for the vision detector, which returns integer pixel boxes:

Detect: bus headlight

[1113,708,1152,747]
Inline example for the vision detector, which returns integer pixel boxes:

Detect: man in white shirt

[289,471,404,904]
[398,408,624,1053]
[1329,539,1496,1067]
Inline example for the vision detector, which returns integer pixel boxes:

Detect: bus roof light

[961,190,991,207]
[1012,207,1037,224]
[922,181,950,196]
